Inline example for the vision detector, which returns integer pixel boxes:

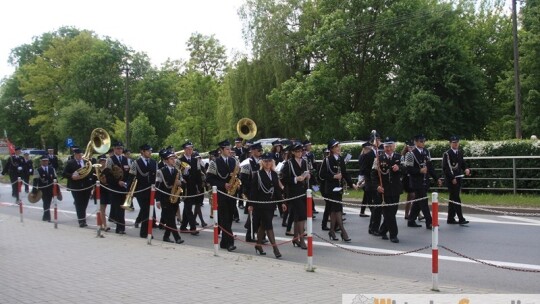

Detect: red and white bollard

[431,192,439,291]
[147,185,156,245]
[95,181,103,237]
[53,179,58,229]
[18,177,23,222]
[306,189,314,272]
[212,186,219,256]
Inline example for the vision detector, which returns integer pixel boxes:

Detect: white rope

[154,187,210,199]
[216,189,306,204]
[313,192,428,207]
[440,197,540,217]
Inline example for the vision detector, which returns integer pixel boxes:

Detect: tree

[186,33,228,78]
[129,113,158,151]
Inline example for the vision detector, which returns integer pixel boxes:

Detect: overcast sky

[0,0,247,79]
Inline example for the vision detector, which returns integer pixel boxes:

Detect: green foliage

[130,113,158,150]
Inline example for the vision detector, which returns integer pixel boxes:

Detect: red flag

[6,138,15,155]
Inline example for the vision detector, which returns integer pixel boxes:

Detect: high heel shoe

[328,231,338,241]
[340,233,351,243]
[292,240,301,247]
[255,245,266,255]
[273,248,282,259]
[299,241,307,250]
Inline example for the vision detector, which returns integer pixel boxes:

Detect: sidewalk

[0,215,492,304]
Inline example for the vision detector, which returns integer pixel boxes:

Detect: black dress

[250,170,282,230]
[281,158,309,221]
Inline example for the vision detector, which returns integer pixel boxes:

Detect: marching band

[7,122,473,259]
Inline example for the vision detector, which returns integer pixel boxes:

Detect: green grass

[319,188,540,208]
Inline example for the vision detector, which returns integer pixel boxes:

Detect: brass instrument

[76,128,111,179]
[169,170,183,204]
[227,161,241,195]
[236,118,257,140]
[121,178,137,211]
[92,164,106,184]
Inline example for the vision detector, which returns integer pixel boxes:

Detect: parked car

[22,149,47,156]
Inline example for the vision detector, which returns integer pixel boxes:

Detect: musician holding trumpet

[63,148,95,228]
[155,151,185,244]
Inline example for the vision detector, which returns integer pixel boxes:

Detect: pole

[147,185,156,245]
[512,0,522,139]
[53,179,58,229]
[124,66,130,148]
[95,181,103,238]
[431,192,439,291]
[18,177,23,222]
[212,186,219,256]
[306,189,314,272]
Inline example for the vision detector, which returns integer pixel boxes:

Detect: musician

[360,134,381,235]
[193,151,208,227]
[206,140,238,252]
[233,138,246,162]
[401,140,416,220]
[63,148,95,227]
[179,141,203,235]
[240,142,262,242]
[271,140,284,164]
[303,140,319,215]
[47,148,59,170]
[357,142,372,217]
[372,137,403,243]
[95,155,111,231]
[319,139,356,242]
[106,141,129,234]
[249,152,285,258]
[128,144,158,238]
[232,138,247,212]
[442,136,471,225]
[155,151,185,244]
[404,134,440,229]
[319,148,332,230]
[67,145,79,161]
[281,143,310,249]
[34,155,57,222]
[2,147,25,201]
[21,153,33,193]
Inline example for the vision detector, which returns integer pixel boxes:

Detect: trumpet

[121,179,137,211]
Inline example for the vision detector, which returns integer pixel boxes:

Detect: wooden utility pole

[512,0,522,139]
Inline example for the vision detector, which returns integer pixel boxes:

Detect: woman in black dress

[249,152,286,258]
[281,143,310,249]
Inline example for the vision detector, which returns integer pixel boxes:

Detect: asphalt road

[1,183,539,293]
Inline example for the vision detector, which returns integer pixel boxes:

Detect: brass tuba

[236,118,257,140]
[76,128,111,179]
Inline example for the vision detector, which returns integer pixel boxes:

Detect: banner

[0,138,15,155]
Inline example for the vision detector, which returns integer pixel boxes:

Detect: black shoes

[233,218,240,223]
[134,222,139,228]
[328,232,338,241]
[79,223,88,228]
[407,222,422,228]
[459,219,470,225]
[163,238,173,243]
[340,233,351,242]
[175,239,185,244]
[447,220,459,224]
[321,225,330,231]
[381,234,389,240]
[255,246,266,255]
[426,224,432,230]
[116,231,126,235]
[227,245,237,252]
[190,230,200,236]
[390,237,399,243]
[359,213,369,217]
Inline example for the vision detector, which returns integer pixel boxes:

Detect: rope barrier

[216,189,306,204]
[313,232,431,256]
[313,192,428,208]
[440,197,540,217]
[439,245,540,273]
[153,187,210,199]
[217,224,301,247]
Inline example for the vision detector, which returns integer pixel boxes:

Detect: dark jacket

[249,169,282,209]
[180,154,203,196]
[405,147,437,191]
[319,154,354,195]
[62,158,95,190]
[371,152,403,197]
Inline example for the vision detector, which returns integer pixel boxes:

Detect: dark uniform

[34,156,57,221]
[63,149,95,227]
[249,153,283,257]
[155,154,184,244]
[22,154,33,193]
[404,134,437,229]
[240,143,262,242]
[107,143,130,234]
[371,138,403,243]
[319,139,354,242]
[47,149,59,171]
[359,145,381,234]
[442,136,469,225]
[179,142,203,234]
[128,144,158,238]
[2,148,25,200]
[206,140,239,252]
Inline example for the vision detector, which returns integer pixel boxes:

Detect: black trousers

[110,192,126,232]
[379,194,399,238]
[135,192,152,237]
[408,187,432,226]
[162,202,181,241]
[72,189,92,225]
[369,189,382,233]
[447,181,465,221]
[42,193,53,221]
[9,174,20,199]
[180,198,197,231]
[218,194,236,248]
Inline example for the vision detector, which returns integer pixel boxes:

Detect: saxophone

[227,162,241,195]
[170,170,183,204]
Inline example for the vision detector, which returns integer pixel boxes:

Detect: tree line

[0,0,539,152]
